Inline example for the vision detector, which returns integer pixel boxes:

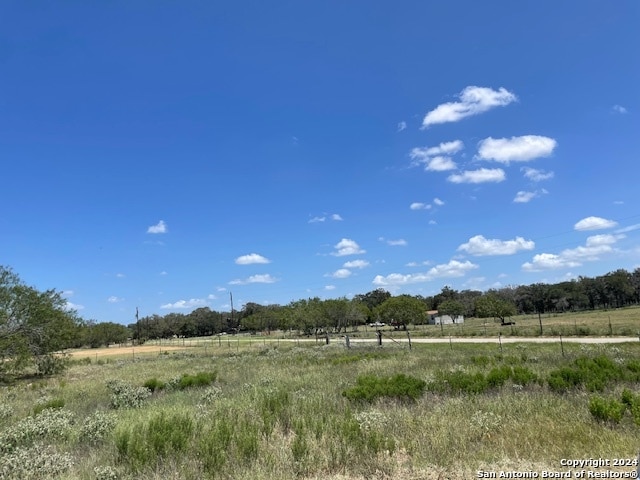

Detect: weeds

[343,374,426,402]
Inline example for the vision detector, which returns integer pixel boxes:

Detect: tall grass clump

[343,373,426,402]
[546,355,638,393]
[115,410,194,472]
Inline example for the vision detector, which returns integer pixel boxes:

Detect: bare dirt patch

[66,345,188,359]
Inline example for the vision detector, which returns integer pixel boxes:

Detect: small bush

[486,365,512,388]
[589,396,625,424]
[427,370,488,395]
[33,397,65,416]
[177,371,217,390]
[80,410,117,444]
[343,374,426,402]
[106,380,151,409]
[143,378,165,392]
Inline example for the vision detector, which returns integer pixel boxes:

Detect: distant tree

[375,295,426,329]
[475,294,516,325]
[437,299,465,323]
[0,266,81,377]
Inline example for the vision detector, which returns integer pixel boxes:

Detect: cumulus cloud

[522,167,554,182]
[574,216,618,231]
[397,121,407,132]
[332,238,365,256]
[330,269,352,279]
[325,285,336,290]
[147,220,168,234]
[422,86,517,127]
[612,105,628,114]
[107,296,124,303]
[229,274,278,285]
[513,189,548,203]
[477,135,557,164]
[410,202,432,210]
[235,253,271,265]
[458,235,535,256]
[410,141,463,171]
[372,260,478,286]
[447,168,506,184]
[331,214,344,221]
[522,234,623,271]
[161,298,208,309]
[343,259,370,269]
[433,198,445,206]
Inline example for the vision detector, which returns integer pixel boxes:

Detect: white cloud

[235,253,271,265]
[574,216,618,231]
[65,301,85,311]
[107,296,124,303]
[406,260,431,267]
[330,269,352,279]
[616,223,640,234]
[458,235,535,256]
[147,220,168,234]
[422,86,517,127]
[372,259,478,286]
[379,237,407,246]
[116,273,125,278]
[325,285,336,290]
[309,213,343,223]
[447,168,506,184]
[522,234,623,271]
[428,220,437,225]
[397,121,407,132]
[522,167,554,182]
[425,156,457,172]
[410,141,463,171]
[160,271,168,276]
[433,198,445,206]
[513,189,548,203]
[477,135,557,164]
[343,259,370,269]
[612,104,628,114]
[63,290,74,296]
[161,298,208,309]
[410,202,431,210]
[229,274,278,285]
[332,238,365,256]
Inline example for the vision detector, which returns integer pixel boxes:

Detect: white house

[427,310,464,325]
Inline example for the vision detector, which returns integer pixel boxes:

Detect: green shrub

[177,371,217,390]
[547,355,628,393]
[486,365,512,388]
[343,374,426,402]
[511,366,538,386]
[589,396,625,424]
[427,370,489,395]
[32,397,65,415]
[143,377,166,392]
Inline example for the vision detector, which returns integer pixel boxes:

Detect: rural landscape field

[2,306,640,479]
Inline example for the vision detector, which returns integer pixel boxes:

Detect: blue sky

[2,1,639,324]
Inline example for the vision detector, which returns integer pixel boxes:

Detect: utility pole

[230,292,234,332]
[135,307,139,345]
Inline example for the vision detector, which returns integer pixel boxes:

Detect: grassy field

[1,339,639,479]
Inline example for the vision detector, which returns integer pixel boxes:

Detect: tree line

[2,264,640,378]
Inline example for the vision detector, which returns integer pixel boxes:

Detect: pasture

[1,337,639,479]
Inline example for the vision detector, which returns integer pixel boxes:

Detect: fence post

[345,335,351,349]
[406,331,412,350]
[560,334,565,357]
[377,330,382,346]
